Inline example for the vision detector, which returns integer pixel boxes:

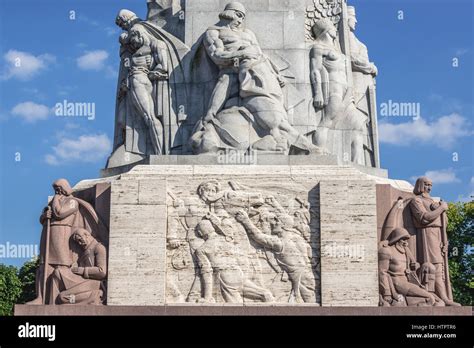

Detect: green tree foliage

[0,264,22,316]
[447,201,474,305]
[18,257,39,304]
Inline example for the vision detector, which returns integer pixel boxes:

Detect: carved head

[347,6,357,31]
[413,176,433,196]
[197,180,221,203]
[196,219,215,241]
[52,179,73,196]
[129,25,151,50]
[311,18,337,41]
[116,9,139,31]
[219,2,246,29]
[72,228,94,250]
[388,228,410,247]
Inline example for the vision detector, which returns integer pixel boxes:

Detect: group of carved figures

[28,180,108,305]
[379,177,460,307]
[110,2,379,166]
[28,176,460,307]
[166,181,319,304]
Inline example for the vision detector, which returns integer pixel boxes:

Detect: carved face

[198,183,220,202]
[348,17,357,31]
[328,28,338,40]
[423,180,433,194]
[74,231,90,250]
[230,11,245,29]
[130,29,145,50]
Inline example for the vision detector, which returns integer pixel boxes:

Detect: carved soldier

[409,177,460,306]
[191,1,322,154]
[235,209,318,304]
[378,228,440,307]
[194,215,274,303]
[55,229,107,305]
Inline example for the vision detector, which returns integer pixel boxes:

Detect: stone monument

[16,0,470,315]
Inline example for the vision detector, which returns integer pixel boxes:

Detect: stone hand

[313,95,324,109]
[71,266,84,275]
[43,207,52,219]
[148,70,168,81]
[440,201,449,211]
[235,210,250,223]
[371,63,378,76]
[168,239,182,249]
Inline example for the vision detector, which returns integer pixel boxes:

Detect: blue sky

[0,0,472,266]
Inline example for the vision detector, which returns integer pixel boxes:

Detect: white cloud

[11,102,50,123]
[379,114,472,149]
[410,168,461,185]
[45,134,112,166]
[470,177,474,186]
[1,50,56,81]
[76,50,109,71]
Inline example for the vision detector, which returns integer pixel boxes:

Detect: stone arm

[310,47,325,107]
[51,196,78,220]
[351,55,376,75]
[152,40,169,73]
[204,30,247,65]
[82,244,107,280]
[410,198,446,226]
[236,211,283,252]
[350,39,376,75]
[378,245,397,300]
[39,204,51,225]
[195,248,214,302]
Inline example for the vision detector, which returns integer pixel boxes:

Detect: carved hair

[311,18,336,40]
[116,9,138,28]
[197,180,221,198]
[72,228,92,242]
[413,176,431,195]
[219,10,241,21]
[52,179,73,196]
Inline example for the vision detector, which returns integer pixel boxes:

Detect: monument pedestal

[71,163,411,307]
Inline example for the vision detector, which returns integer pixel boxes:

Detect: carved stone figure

[347,6,379,167]
[194,214,274,303]
[28,179,108,305]
[310,18,367,164]
[55,229,107,305]
[108,9,189,167]
[409,177,460,306]
[236,209,318,304]
[378,228,441,307]
[379,177,461,307]
[190,2,323,155]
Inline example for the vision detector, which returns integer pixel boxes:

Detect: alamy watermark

[323,241,365,261]
[55,99,96,120]
[217,149,258,165]
[0,242,39,259]
[380,100,421,120]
